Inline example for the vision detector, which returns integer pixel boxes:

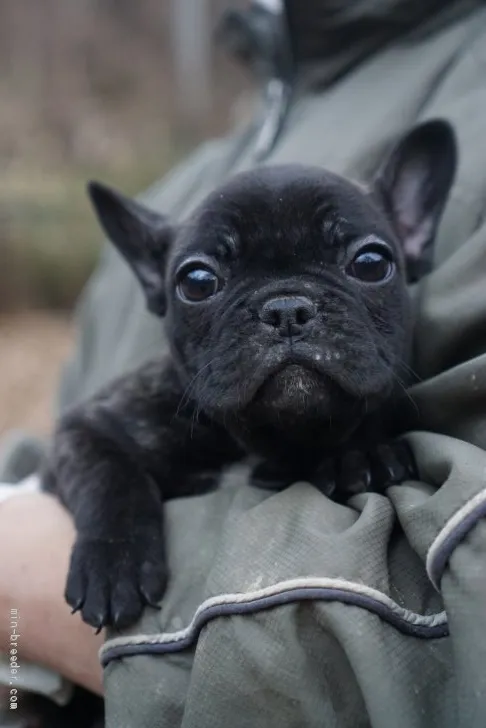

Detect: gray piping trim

[426,486,486,589]
[100,576,448,667]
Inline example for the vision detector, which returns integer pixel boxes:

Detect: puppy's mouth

[244,352,364,447]
[255,361,324,399]
[220,343,373,448]
[250,349,348,413]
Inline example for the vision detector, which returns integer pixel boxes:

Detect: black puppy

[44,120,456,631]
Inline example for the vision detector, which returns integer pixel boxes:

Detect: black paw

[314,440,417,502]
[370,440,418,490]
[66,529,167,631]
[250,460,296,492]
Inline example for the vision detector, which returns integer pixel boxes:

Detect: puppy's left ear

[88,181,174,316]
[373,119,457,282]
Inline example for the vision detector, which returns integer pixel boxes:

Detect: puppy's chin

[247,363,364,442]
[254,364,333,416]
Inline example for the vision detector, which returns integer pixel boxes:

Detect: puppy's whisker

[359,306,423,386]
[190,404,201,439]
[395,377,420,416]
[396,359,422,383]
[174,357,220,418]
[383,366,420,416]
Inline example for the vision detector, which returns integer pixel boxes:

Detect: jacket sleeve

[389,431,486,727]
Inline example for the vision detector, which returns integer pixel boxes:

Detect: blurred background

[0,0,252,440]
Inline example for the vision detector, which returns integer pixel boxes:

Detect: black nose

[260,296,316,336]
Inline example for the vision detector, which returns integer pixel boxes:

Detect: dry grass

[0,0,248,312]
[0,3,250,439]
[0,158,175,310]
[0,312,73,439]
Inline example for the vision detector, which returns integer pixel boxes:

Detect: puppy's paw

[312,457,338,498]
[370,439,418,490]
[313,440,418,503]
[335,449,372,500]
[66,529,168,631]
[335,439,417,501]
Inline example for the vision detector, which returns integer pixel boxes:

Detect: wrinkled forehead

[178,165,391,260]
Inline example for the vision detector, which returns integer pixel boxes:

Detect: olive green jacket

[11,1,486,726]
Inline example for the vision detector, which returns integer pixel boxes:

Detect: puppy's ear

[88,181,173,316]
[373,119,457,282]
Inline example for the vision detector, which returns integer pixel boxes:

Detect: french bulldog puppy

[44,120,457,631]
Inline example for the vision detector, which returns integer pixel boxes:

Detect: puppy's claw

[68,592,85,615]
[372,440,418,490]
[70,600,84,616]
[338,449,372,498]
[312,458,336,498]
[140,592,162,611]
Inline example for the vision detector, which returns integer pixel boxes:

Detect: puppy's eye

[346,247,393,283]
[177,266,220,302]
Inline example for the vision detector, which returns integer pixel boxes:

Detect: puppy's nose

[260,296,316,336]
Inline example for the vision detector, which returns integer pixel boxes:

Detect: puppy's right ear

[372,120,457,283]
[88,181,174,317]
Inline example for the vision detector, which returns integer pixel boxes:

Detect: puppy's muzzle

[259,295,316,338]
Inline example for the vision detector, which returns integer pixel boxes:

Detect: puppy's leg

[45,360,235,630]
[47,413,167,631]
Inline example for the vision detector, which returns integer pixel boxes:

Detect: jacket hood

[285,0,483,80]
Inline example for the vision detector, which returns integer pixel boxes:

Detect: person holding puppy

[2,1,486,727]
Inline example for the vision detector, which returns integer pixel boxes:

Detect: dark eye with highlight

[177,265,221,303]
[346,244,394,283]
